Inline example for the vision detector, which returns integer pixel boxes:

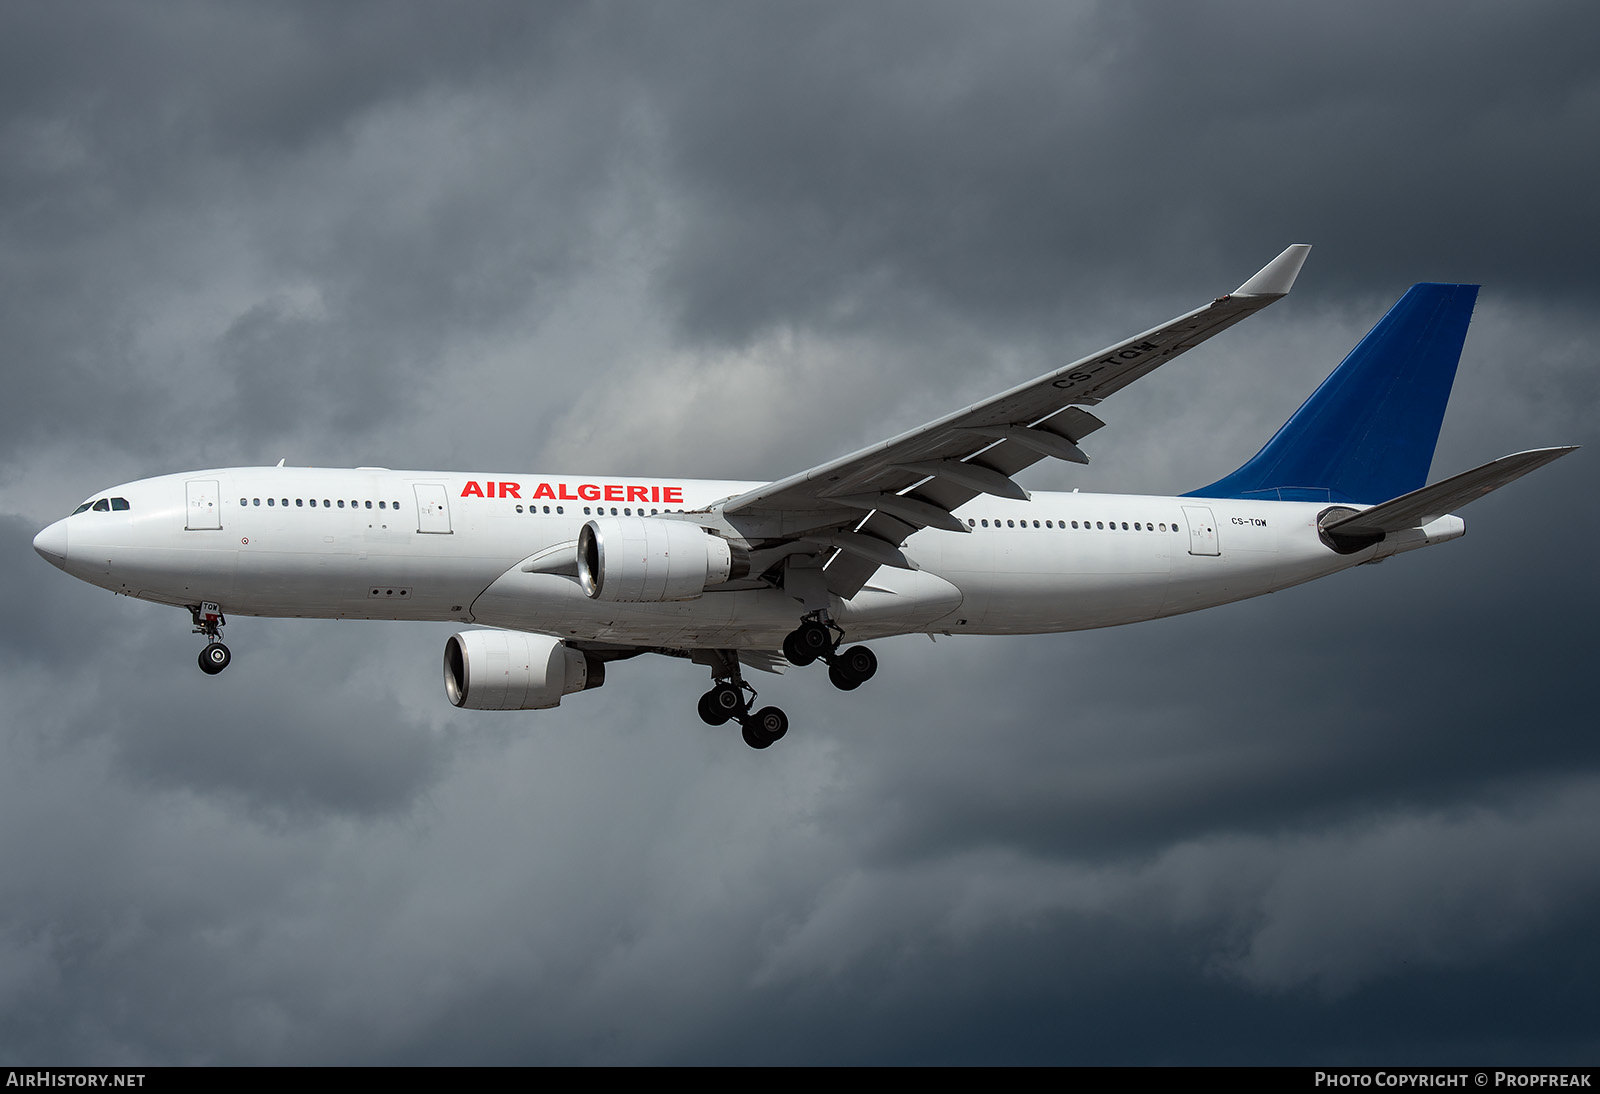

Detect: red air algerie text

[459,481,684,504]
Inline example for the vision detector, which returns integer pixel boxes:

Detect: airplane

[32,245,1577,749]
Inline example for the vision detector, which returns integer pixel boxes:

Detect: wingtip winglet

[1234,244,1312,297]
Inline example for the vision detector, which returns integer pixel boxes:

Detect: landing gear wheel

[828,662,862,691]
[697,691,724,726]
[740,706,788,749]
[782,629,810,666]
[784,620,833,667]
[706,682,744,724]
[837,645,877,684]
[750,705,788,742]
[198,642,231,675]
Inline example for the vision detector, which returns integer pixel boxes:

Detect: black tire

[782,629,815,667]
[838,645,877,684]
[199,642,231,675]
[751,706,788,741]
[741,720,774,749]
[795,621,832,661]
[697,691,725,726]
[828,662,861,691]
[710,682,744,720]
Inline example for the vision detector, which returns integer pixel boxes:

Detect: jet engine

[444,630,604,710]
[576,517,749,602]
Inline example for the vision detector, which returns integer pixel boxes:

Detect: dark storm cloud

[625,0,1600,344]
[2,0,1597,1065]
[0,1,623,467]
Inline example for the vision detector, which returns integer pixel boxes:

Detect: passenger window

[296,499,303,507]
[337,500,344,508]
[968,519,977,527]
[365,501,373,509]
[378,501,386,510]
[516,505,524,513]
[555,506,563,514]
[268,498,275,506]
[1032,520,1040,528]
[240,498,248,506]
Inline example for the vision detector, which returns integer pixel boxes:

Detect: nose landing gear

[189,602,231,676]
[783,613,877,690]
[696,650,790,749]
[199,641,231,675]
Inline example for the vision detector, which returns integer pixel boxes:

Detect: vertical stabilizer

[1187,283,1478,504]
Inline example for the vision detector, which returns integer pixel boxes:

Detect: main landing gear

[696,651,789,749]
[782,614,878,691]
[189,603,231,676]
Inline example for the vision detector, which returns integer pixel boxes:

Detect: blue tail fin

[1186,283,1478,504]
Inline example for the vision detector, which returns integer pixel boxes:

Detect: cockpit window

[72,502,93,515]
[110,497,130,511]
[92,499,110,512]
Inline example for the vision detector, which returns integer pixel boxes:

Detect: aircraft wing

[720,245,1311,597]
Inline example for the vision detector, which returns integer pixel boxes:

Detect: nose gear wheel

[198,642,231,675]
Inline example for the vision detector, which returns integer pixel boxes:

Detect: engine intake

[444,630,604,710]
[576,517,749,602]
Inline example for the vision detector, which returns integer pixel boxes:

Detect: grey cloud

[624,0,1600,346]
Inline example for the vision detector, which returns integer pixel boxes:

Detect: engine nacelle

[443,630,604,710]
[576,517,749,602]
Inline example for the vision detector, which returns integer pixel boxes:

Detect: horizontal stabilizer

[1323,447,1578,537]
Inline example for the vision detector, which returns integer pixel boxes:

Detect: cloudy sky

[3,0,1597,1065]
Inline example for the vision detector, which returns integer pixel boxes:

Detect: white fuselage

[37,466,1466,650]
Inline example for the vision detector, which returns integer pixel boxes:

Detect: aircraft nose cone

[33,519,69,566]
